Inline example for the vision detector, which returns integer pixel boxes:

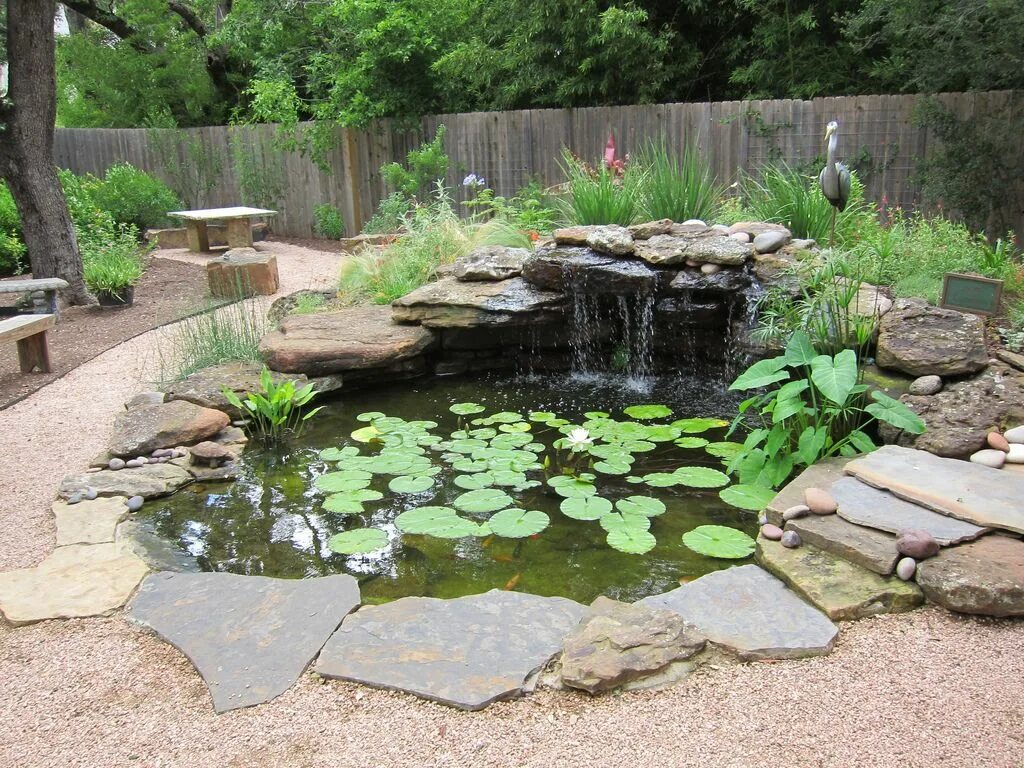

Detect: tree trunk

[0,0,92,305]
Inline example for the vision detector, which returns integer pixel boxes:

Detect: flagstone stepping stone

[756,539,923,621]
[845,446,1024,535]
[108,399,230,457]
[830,476,986,545]
[315,590,587,710]
[764,458,849,526]
[0,543,148,625]
[560,596,706,694]
[784,513,899,575]
[915,535,1024,617]
[53,496,129,545]
[61,462,193,500]
[129,572,360,713]
[641,564,838,660]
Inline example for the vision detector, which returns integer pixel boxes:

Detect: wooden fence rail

[53,91,1022,239]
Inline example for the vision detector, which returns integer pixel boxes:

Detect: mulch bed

[0,255,228,410]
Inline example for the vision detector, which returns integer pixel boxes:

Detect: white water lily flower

[565,428,593,451]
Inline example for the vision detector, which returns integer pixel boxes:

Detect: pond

[143,372,759,604]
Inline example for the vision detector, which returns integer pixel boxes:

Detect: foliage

[157,300,270,382]
[229,132,286,210]
[362,192,413,235]
[557,150,646,226]
[147,128,224,208]
[463,179,560,235]
[222,367,324,444]
[635,139,723,223]
[381,126,449,200]
[88,163,181,233]
[339,191,531,304]
[0,183,26,276]
[290,293,327,316]
[725,331,925,491]
[313,204,345,239]
[82,243,144,294]
[681,525,756,559]
[998,300,1024,353]
[736,163,872,244]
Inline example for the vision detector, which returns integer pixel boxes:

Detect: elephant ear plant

[222,367,323,444]
[725,330,925,490]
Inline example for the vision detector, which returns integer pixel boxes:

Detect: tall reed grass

[157,299,269,382]
[556,149,646,226]
[636,140,723,223]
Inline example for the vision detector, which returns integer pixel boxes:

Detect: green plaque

[940,272,1003,316]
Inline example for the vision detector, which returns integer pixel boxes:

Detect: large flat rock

[634,230,753,266]
[61,462,194,500]
[316,590,587,710]
[391,277,566,328]
[784,512,899,575]
[876,298,988,377]
[756,540,923,621]
[108,400,230,457]
[830,476,987,545]
[129,572,360,712]
[260,305,437,376]
[53,496,128,545]
[916,535,1024,617]
[641,564,838,660]
[0,543,148,625]
[845,446,1024,534]
[522,247,665,294]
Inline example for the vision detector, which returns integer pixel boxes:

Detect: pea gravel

[2,244,1022,768]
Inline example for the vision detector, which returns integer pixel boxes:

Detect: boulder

[162,361,308,418]
[586,225,635,256]
[628,219,674,239]
[728,221,791,239]
[752,230,791,254]
[876,298,988,377]
[553,226,598,246]
[338,232,394,253]
[635,231,752,267]
[61,462,194,500]
[849,282,893,318]
[452,246,532,281]
[909,375,943,396]
[916,535,1024,617]
[560,596,706,694]
[521,247,664,294]
[108,400,229,457]
[879,365,1024,458]
[267,289,338,323]
[260,305,437,376]
[391,277,566,328]
[668,267,754,295]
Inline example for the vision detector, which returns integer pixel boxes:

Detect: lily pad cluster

[314,403,759,557]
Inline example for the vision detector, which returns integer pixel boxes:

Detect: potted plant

[83,247,144,307]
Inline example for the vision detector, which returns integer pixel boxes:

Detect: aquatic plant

[221,367,323,444]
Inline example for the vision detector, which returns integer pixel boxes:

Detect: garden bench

[0,277,69,315]
[168,206,278,252]
[0,313,55,373]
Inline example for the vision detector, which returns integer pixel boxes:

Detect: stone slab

[316,590,587,710]
[53,496,129,546]
[916,535,1024,617]
[764,458,850,526]
[61,462,194,500]
[641,564,838,660]
[784,512,900,575]
[0,543,148,625]
[756,540,923,621]
[391,277,566,328]
[830,476,987,545]
[129,572,360,713]
[845,445,1024,535]
[108,399,230,457]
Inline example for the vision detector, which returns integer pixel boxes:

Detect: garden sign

[940,272,1003,316]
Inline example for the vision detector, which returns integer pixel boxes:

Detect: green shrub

[738,163,873,245]
[380,125,449,200]
[0,182,26,275]
[998,299,1024,352]
[636,140,723,223]
[89,163,181,232]
[340,192,531,304]
[362,192,414,235]
[313,203,345,239]
[463,179,561,234]
[157,299,270,382]
[82,245,143,294]
[557,149,646,226]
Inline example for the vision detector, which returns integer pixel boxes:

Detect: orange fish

[678,575,696,585]
[481,535,495,548]
[504,573,521,591]
[492,554,515,563]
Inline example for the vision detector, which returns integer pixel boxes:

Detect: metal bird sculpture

[818,120,851,247]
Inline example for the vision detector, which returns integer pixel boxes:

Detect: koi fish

[503,573,521,591]
[492,554,515,563]
[481,535,495,548]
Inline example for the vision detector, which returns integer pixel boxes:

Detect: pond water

[143,372,757,604]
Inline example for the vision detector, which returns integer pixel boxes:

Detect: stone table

[168,206,277,252]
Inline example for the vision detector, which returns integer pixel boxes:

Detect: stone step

[783,513,899,575]
[764,457,849,526]
[756,539,923,621]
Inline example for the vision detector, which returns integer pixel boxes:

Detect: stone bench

[0,277,69,315]
[207,249,279,297]
[0,313,55,373]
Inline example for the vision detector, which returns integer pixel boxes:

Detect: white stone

[1005,425,1024,444]
[681,219,706,227]
[700,263,721,275]
[969,449,1007,469]
[1006,444,1024,464]
[896,557,917,581]
[729,232,751,243]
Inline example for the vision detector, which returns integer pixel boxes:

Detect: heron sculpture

[819,120,851,247]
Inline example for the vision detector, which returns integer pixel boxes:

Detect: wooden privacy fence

[53,91,1022,239]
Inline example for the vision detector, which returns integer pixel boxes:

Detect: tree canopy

[54,0,1024,130]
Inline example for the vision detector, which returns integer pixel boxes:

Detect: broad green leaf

[319,446,360,462]
[355,411,385,423]
[784,330,817,367]
[594,459,632,475]
[865,391,927,434]
[772,395,807,423]
[388,475,435,494]
[643,425,682,442]
[350,425,382,443]
[488,509,549,538]
[671,417,730,434]
[584,411,610,419]
[453,472,495,490]
[796,426,828,465]
[322,488,383,514]
[328,528,388,554]
[551,479,598,498]
[681,525,755,559]
[606,527,657,555]
[672,466,730,488]
[315,471,373,493]
[674,436,709,449]
[705,441,744,460]
[453,488,514,513]
[642,472,680,488]
[615,496,666,517]
[846,429,877,454]
[498,422,532,433]
[450,402,485,415]
[395,506,486,538]
[729,357,790,391]
[490,470,528,487]
[810,349,858,405]
[560,495,613,520]
[623,404,673,420]
[764,424,788,456]
[718,484,777,511]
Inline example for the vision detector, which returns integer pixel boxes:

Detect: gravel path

[1,243,1022,768]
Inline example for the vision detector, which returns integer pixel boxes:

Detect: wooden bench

[0,314,55,373]
[0,277,70,315]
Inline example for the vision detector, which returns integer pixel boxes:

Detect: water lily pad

[315,471,373,493]
[620,439,656,453]
[584,411,610,419]
[319,446,360,462]
[453,488,515,514]
[322,488,384,514]
[355,411,386,423]
[547,476,597,499]
[671,417,730,434]
[594,459,631,475]
[468,427,498,440]
[447,438,489,454]
[454,472,495,490]
[588,444,633,461]
[615,496,666,517]
[450,402,486,415]
[451,458,490,473]
[488,509,550,538]
[719,484,777,511]
[641,472,680,488]
[625,476,644,484]
[388,475,435,494]
[682,525,755,559]
[490,470,528,487]
[606,527,657,555]
[643,425,683,442]
[671,466,730,488]
[350,426,382,443]
[528,411,556,422]
[490,433,534,449]
[624,404,673,420]
[600,512,652,533]
[498,422,532,433]
[560,495,613,520]
[673,437,709,449]
[545,418,570,428]
[395,507,486,538]
[328,527,388,554]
